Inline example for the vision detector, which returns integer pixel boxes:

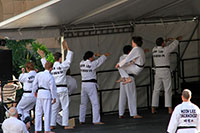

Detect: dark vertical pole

[146,86,150,108]
[177,45,180,92]
[99,90,103,115]
[181,60,185,83]
[181,20,199,59]
[149,67,153,108]
[173,71,177,95]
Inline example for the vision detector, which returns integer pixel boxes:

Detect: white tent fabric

[0,0,200,39]
[0,0,199,116]
[0,28,60,39]
[67,21,200,116]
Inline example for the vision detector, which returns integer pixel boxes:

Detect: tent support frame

[181,19,200,59]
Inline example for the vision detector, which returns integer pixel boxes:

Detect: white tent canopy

[0,0,200,116]
[0,0,200,39]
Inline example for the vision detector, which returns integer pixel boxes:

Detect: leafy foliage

[5,39,54,77]
[31,41,55,63]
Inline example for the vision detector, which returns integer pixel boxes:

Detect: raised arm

[166,36,182,53]
[92,53,110,70]
[60,40,73,70]
[18,68,27,83]
[37,49,46,68]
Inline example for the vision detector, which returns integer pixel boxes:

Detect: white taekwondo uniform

[118,54,137,117]
[152,40,179,107]
[2,116,29,133]
[41,50,73,127]
[118,46,145,77]
[79,55,107,123]
[56,75,77,125]
[17,70,36,121]
[66,75,77,95]
[167,102,200,133]
[32,70,57,132]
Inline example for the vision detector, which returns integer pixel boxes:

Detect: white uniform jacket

[32,70,57,99]
[66,75,77,95]
[41,50,73,93]
[18,70,37,97]
[80,55,107,81]
[2,117,29,133]
[167,102,200,133]
[152,40,179,72]
[118,46,145,68]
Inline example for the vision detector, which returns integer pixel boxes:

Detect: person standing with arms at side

[151,36,182,114]
[79,51,110,125]
[37,40,74,129]
[118,45,142,119]
[32,62,57,133]
[167,89,200,133]
[17,62,37,121]
[115,36,145,85]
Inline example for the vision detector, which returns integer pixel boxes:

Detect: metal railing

[180,57,200,82]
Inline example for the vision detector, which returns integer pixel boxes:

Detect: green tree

[5,39,54,78]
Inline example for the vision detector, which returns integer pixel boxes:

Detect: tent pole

[181,20,199,59]
[60,36,64,62]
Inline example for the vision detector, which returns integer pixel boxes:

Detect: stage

[30,108,171,133]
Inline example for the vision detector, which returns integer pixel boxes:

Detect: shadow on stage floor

[30,108,171,133]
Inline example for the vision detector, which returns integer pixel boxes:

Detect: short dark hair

[123,45,132,54]
[132,36,143,47]
[83,51,94,61]
[156,37,164,46]
[53,52,62,61]
[25,62,35,70]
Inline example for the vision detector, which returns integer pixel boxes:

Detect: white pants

[79,82,100,123]
[17,95,36,120]
[177,129,198,133]
[56,97,71,125]
[50,91,69,126]
[35,98,51,132]
[119,76,137,116]
[56,112,62,126]
[118,65,143,78]
[152,69,172,107]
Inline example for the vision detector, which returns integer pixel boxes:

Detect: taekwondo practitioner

[17,62,37,121]
[118,45,142,119]
[2,107,29,133]
[32,62,57,133]
[167,89,200,133]
[151,36,182,114]
[56,69,77,126]
[115,36,145,84]
[79,51,110,124]
[37,40,74,129]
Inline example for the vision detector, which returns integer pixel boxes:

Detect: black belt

[56,84,68,87]
[128,74,134,77]
[82,79,97,83]
[23,91,32,93]
[155,66,170,68]
[38,87,49,90]
[177,126,196,129]
[135,63,144,68]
